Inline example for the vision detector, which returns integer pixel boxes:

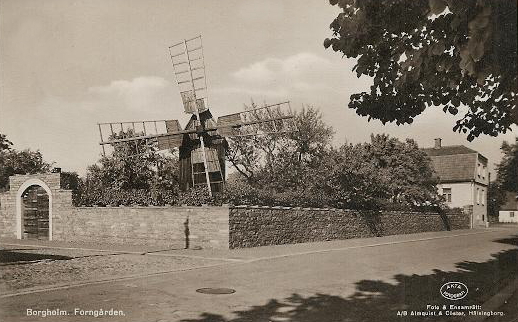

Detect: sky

[0,0,516,176]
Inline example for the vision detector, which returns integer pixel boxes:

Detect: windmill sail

[215,101,297,137]
[97,119,189,156]
[156,119,183,150]
[169,36,209,114]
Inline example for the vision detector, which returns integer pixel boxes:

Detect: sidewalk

[1,227,505,262]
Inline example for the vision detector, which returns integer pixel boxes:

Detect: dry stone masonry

[228,206,471,248]
[0,174,471,249]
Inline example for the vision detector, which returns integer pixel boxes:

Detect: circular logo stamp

[440,282,468,300]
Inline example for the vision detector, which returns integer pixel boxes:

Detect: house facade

[499,191,518,223]
[423,139,488,227]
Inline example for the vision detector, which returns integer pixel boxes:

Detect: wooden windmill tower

[97,36,297,196]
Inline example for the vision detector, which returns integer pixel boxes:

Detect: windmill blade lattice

[97,119,189,156]
[216,101,297,137]
[168,36,209,115]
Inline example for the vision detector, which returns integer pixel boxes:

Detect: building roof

[501,191,518,211]
[425,153,478,182]
[422,142,489,183]
[421,145,477,156]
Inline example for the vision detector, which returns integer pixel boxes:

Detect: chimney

[434,138,442,149]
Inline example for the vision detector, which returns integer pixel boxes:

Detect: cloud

[232,53,333,87]
[215,52,365,104]
[89,76,170,94]
[3,76,186,176]
[88,76,174,111]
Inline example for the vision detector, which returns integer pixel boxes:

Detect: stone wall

[58,206,229,249]
[0,192,14,239]
[0,173,229,249]
[229,206,471,248]
[0,173,473,250]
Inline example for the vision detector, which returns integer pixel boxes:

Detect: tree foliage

[226,104,334,190]
[77,130,180,206]
[325,0,517,141]
[226,107,439,209]
[303,135,440,209]
[0,134,53,190]
[496,137,518,192]
[487,136,517,220]
[0,134,13,152]
[349,134,439,205]
[487,181,506,220]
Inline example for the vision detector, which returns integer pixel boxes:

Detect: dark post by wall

[229,206,471,248]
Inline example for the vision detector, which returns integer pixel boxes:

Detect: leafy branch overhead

[324,0,517,141]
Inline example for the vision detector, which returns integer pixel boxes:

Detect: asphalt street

[1,227,517,322]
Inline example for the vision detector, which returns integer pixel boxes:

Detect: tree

[311,135,440,209]
[226,104,334,190]
[357,134,439,205]
[226,107,440,208]
[0,134,13,151]
[324,0,517,141]
[226,101,293,184]
[496,137,518,192]
[77,131,180,206]
[487,137,517,220]
[487,181,506,220]
[0,133,52,190]
[289,107,335,163]
[311,146,387,209]
[60,171,81,205]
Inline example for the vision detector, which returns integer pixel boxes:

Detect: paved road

[1,227,517,322]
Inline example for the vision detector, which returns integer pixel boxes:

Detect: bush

[177,186,221,206]
[75,187,178,207]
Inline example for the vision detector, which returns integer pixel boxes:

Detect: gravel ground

[0,246,224,293]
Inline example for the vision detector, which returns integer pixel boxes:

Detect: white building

[423,139,489,227]
[499,191,518,223]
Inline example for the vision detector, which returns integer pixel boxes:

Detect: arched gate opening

[21,185,49,239]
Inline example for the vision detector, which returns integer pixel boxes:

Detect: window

[477,163,481,177]
[511,212,515,218]
[476,188,479,204]
[481,189,485,205]
[442,188,452,202]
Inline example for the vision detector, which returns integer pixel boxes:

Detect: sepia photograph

[0,0,517,321]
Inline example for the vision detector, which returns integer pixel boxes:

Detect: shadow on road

[181,236,518,322]
[0,250,72,264]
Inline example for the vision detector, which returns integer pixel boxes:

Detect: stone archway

[16,179,53,240]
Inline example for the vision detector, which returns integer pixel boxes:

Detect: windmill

[96,35,297,197]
